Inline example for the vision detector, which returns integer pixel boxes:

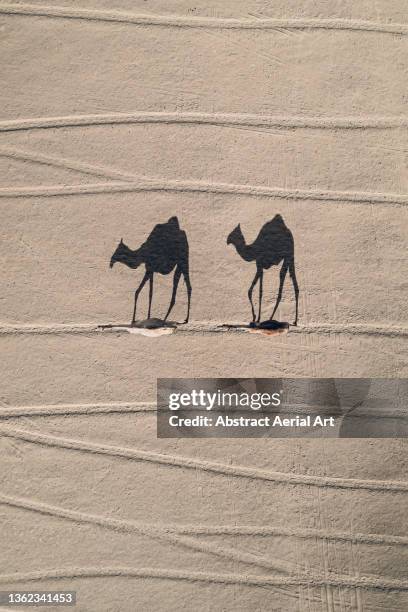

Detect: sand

[1,1,408,610]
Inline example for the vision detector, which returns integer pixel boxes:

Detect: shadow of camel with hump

[227,214,299,325]
[110,216,191,324]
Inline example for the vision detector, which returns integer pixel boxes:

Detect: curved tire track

[0,566,407,591]
[1,492,407,547]
[0,494,299,574]
[0,178,406,206]
[1,112,407,132]
[0,4,407,35]
[1,425,408,492]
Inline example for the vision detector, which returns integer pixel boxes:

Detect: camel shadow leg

[257,270,263,323]
[164,267,182,322]
[147,273,154,319]
[270,263,288,321]
[132,271,149,325]
[248,269,261,323]
[289,260,299,326]
[183,271,192,323]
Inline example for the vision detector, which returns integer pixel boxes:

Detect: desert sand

[1,1,408,610]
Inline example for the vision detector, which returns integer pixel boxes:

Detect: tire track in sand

[0,493,300,574]
[1,425,408,492]
[0,147,146,183]
[1,112,407,132]
[0,3,407,35]
[1,492,407,547]
[0,402,156,418]
[0,322,406,338]
[0,566,407,591]
[0,179,406,206]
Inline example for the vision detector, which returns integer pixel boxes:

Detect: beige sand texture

[1,1,408,610]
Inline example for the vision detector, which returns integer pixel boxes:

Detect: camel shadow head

[227,224,242,246]
[110,238,126,268]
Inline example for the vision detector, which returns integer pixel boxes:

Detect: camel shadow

[226,214,299,327]
[109,217,192,326]
[221,320,290,337]
[100,319,177,330]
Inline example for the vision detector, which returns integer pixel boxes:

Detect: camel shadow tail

[110,216,192,325]
[227,214,299,325]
